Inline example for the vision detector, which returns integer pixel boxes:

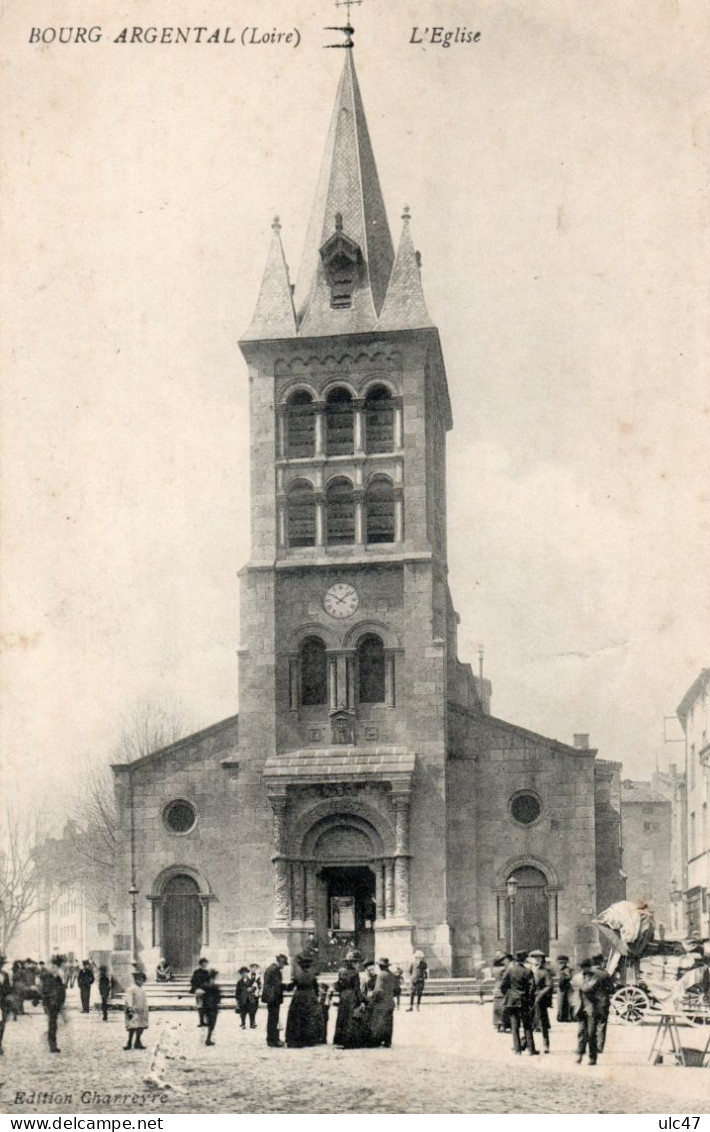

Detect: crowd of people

[6,938,705,1064]
[0,953,117,1054]
[186,947,419,1050]
[492,949,613,1066]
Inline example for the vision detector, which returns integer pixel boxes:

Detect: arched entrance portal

[313,822,377,970]
[509,866,549,955]
[162,874,202,974]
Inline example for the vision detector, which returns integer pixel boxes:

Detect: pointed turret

[242,217,297,341]
[295,49,394,337]
[377,207,433,331]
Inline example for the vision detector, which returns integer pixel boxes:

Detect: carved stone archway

[147,865,215,960]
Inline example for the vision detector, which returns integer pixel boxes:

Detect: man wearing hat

[529,950,553,1053]
[571,958,602,1065]
[77,959,94,1014]
[235,966,259,1029]
[189,957,210,1028]
[590,954,613,1054]
[261,954,289,1047]
[369,958,397,1048]
[555,955,573,1022]
[500,951,537,1055]
[406,950,428,1012]
[201,969,222,1047]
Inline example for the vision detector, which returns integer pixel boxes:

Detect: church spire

[294,47,394,336]
[242,216,297,341]
[376,206,433,331]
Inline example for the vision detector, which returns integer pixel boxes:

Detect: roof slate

[263,746,415,783]
[294,51,394,336]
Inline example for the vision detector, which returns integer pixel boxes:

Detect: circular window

[509,791,542,826]
[163,799,197,834]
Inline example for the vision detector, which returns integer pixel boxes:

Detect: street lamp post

[506,876,518,954]
[129,884,139,965]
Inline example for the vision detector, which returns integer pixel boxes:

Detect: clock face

[323,582,359,619]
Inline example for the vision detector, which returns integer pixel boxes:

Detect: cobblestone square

[2,994,708,1114]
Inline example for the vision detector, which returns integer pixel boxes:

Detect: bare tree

[0,809,44,954]
[111,697,188,765]
[69,698,189,914]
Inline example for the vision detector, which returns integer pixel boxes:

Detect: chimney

[573,733,590,750]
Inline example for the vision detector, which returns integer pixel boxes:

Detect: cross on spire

[335,0,362,24]
[324,0,361,47]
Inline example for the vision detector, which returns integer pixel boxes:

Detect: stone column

[375,860,385,920]
[336,654,349,711]
[393,399,403,450]
[277,499,287,548]
[393,796,411,920]
[277,407,287,459]
[289,657,299,712]
[394,858,410,920]
[385,652,396,708]
[345,651,356,710]
[274,860,290,924]
[327,655,338,711]
[292,861,305,924]
[393,489,404,543]
[353,398,366,455]
[315,492,325,547]
[354,489,365,545]
[314,402,326,457]
[384,859,395,918]
[304,864,316,924]
[271,797,290,924]
[198,896,211,947]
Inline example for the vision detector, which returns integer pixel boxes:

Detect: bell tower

[236,37,456,972]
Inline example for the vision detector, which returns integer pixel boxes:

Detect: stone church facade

[112,48,623,982]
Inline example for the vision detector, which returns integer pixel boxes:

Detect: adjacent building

[677,669,710,937]
[620,779,672,927]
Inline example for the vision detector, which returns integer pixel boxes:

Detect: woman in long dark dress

[285,955,323,1048]
[333,949,364,1048]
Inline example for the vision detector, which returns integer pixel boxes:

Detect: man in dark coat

[261,954,288,1047]
[500,951,538,1055]
[235,967,259,1029]
[571,958,603,1065]
[43,958,67,1053]
[189,958,211,1027]
[77,960,94,1013]
[590,953,613,1054]
[202,970,222,1046]
[555,955,573,1021]
[529,950,553,1053]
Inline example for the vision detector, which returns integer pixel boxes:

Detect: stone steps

[108,976,495,1010]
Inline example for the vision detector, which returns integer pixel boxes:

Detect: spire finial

[402,205,411,223]
[272,215,281,232]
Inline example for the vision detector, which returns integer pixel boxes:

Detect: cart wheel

[681,985,710,1028]
[610,986,649,1024]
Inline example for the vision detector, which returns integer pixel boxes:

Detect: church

[112,39,624,982]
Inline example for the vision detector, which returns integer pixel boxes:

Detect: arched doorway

[509,866,549,955]
[162,874,202,973]
[313,822,377,970]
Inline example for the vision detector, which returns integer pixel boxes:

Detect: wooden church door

[162,874,202,973]
[511,867,549,955]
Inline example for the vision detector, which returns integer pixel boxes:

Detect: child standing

[123,970,149,1050]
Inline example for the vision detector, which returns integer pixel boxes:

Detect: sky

[1,0,708,830]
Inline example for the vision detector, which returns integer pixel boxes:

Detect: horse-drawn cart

[594,900,710,1026]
